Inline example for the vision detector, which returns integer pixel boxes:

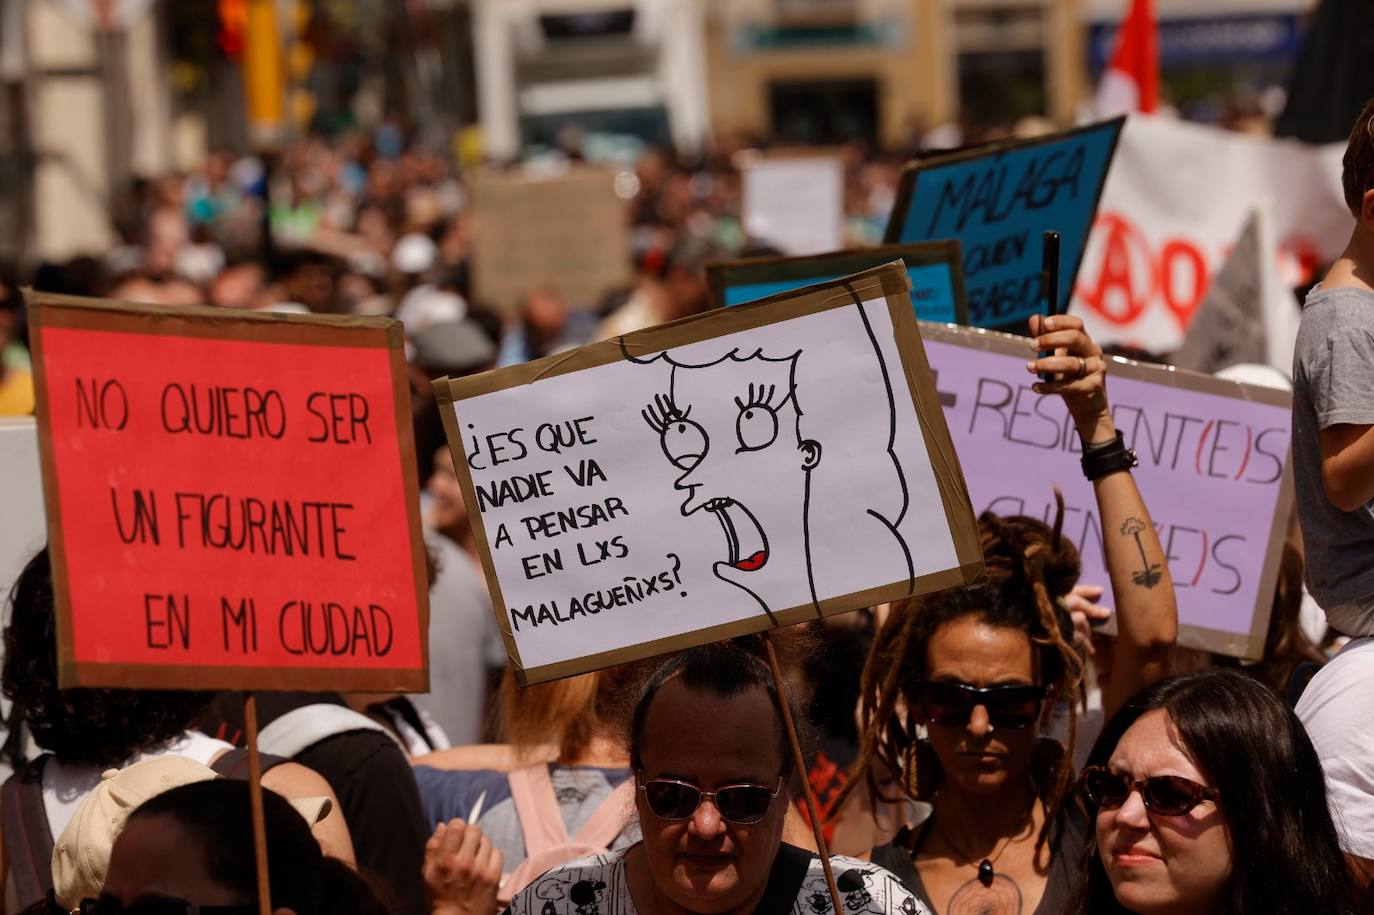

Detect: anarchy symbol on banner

[1076,212,1212,332]
[1075,213,1155,327]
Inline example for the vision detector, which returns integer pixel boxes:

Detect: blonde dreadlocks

[831,499,1086,849]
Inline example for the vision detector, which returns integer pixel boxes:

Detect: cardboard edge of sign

[435,260,988,686]
[918,320,1292,662]
[24,291,432,693]
[882,116,1127,321]
[704,240,971,326]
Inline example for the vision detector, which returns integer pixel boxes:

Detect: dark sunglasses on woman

[1079,766,1221,816]
[639,776,782,825]
[915,680,1047,729]
[79,898,257,915]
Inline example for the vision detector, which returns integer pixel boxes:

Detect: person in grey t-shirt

[1292,98,1374,637]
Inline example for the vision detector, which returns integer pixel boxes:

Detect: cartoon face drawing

[569,878,607,915]
[835,867,885,914]
[806,890,834,914]
[643,351,817,617]
[628,289,926,623]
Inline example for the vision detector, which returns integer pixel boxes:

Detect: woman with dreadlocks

[833,314,1179,915]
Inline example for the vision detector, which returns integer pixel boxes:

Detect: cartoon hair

[831,498,1084,849]
[626,285,918,612]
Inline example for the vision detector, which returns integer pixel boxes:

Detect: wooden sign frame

[435,262,986,685]
[27,292,430,692]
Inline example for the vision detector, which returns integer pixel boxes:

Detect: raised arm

[1028,314,1178,718]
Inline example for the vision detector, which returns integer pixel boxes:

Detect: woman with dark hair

[99,779,387,915]
[833,314,1179,914]
[1074,668,1362,914]
[0,549,351,907]
[502,639,930,914]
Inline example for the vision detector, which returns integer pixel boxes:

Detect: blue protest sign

[706,242,969,325]
[885,118,1124,330]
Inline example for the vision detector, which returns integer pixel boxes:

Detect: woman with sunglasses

[502,640,930,914]
[1075,668,1362,914]
[831,314,1179,915]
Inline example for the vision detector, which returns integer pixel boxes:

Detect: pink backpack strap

[569,777,635,848]
[499,767,635,906]
[506,763,569,858]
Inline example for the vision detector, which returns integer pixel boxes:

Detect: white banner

[1072,114,1348,356]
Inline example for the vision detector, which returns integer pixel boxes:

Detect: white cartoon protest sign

[436,262,984,684]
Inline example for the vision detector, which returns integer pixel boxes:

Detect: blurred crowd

[3,95,1374,915]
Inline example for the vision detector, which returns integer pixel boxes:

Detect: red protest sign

[28,294,429,692]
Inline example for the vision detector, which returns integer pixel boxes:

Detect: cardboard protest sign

[0,418,46,611]
[923,322,1291,658]
[436,263,985,684]
[741,155,846,257]
[28,294,429,691]
[470,167,632,312]
[1073,114,1347,354]
[706,242,970,325]
[886,118,1124,331]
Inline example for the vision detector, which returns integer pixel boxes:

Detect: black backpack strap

[210,748,289,780]
[2,755,55,910]
[753,842,816,914]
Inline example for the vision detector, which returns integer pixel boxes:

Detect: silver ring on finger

[1077,356,1087,377]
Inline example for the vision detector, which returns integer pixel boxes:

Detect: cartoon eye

[661,419,708,471]
[735,404,779,453]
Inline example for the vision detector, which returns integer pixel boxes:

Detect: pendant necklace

[929,805,1033,888]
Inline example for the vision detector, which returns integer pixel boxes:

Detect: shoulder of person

[1303,286,1374,327]
[507,850,623,907]
[1297,637,1374,716]
[818,855,932,911]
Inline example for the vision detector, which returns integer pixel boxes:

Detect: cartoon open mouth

[704,497,769,572]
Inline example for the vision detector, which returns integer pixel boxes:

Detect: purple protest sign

[922,322,1292,659]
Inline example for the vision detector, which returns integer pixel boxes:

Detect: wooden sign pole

[243,692,272,915]
[763,633,843,915]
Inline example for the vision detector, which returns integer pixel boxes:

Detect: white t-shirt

[1295,636,1374,858]
[503,846,931,915]
[41,731,234,837]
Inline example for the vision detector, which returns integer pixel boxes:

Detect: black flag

[1275,0,1374,144]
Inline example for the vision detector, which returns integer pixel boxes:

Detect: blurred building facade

[0,0,1319,263]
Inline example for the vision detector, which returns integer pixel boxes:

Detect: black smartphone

[1038,231,1062,383]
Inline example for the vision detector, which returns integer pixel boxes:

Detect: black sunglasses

[639,776,782,825]
[1080,766,1221,817]
[915,680,1047,729]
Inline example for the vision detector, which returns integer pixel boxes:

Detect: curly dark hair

[2,548,211,768]
[831,503,1084,849]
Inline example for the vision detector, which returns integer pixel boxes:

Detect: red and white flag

[1095,0,1159,116]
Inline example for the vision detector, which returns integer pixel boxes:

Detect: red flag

[1096,0,1159,115]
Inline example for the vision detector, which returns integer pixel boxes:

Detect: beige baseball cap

[52,756,332,911]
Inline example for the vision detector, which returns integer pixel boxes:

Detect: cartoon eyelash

[642,392,691,434]
[733,383,782,412]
